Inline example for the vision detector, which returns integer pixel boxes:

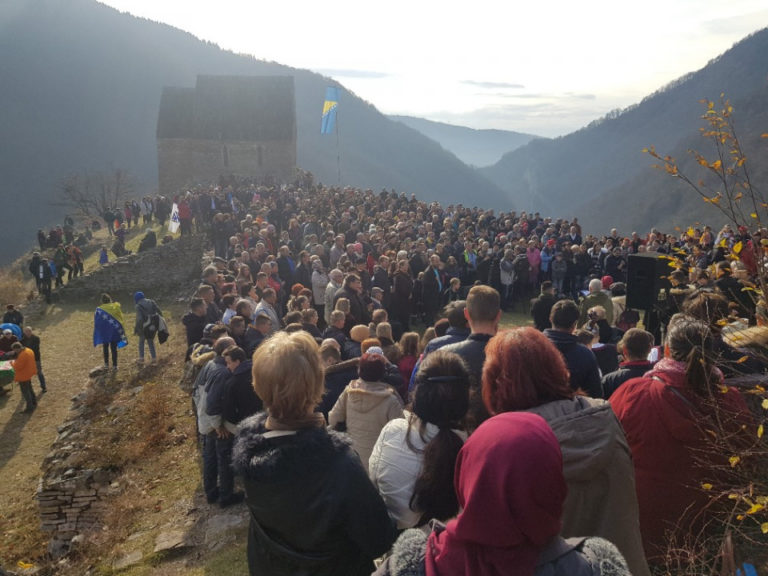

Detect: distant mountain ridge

[0,0,506,264]
[389,116,540,167]
[480,28,768,235]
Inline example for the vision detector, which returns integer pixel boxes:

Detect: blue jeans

[138,334,156,360]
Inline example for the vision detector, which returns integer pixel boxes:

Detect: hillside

[389,115,540,167]
[0,0,505,264]
[480,28,768,234]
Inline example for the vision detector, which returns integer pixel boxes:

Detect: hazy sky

[99,0,768,137]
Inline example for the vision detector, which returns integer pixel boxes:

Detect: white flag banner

[168,203,180,234]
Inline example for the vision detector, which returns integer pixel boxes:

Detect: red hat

[601,275,614,290]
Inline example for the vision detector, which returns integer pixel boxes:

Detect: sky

[99,0,768,138]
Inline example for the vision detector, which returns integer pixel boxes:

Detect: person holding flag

[93,293,128,370]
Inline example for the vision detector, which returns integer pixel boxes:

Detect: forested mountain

[389,116,539,167]
[0,0,505,263]
[480,28,768,235]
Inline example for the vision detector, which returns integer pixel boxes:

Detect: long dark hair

[407,351,470,525]
[666,313,716,396]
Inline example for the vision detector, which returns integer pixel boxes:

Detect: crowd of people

[9,174,768,573]
[159,177,766,575]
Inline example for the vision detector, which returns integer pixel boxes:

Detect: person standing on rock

[11,341,37,413]
[21,326,47,393]
[93,294,127,370]
[133,291,161,364]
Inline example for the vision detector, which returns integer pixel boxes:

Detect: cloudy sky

[99,0,768,137]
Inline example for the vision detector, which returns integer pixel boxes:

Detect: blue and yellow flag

[321,86,339,135]
[93,303,128,349]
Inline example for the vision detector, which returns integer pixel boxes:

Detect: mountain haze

[389,116,540,167]
[0,0,506,264]
[480,28,768,235]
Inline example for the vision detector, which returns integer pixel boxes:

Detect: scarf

[426,412,565,576]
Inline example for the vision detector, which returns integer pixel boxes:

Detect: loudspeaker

[626,254,671,310]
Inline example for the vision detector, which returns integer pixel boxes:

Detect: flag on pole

[321,86,339,135]
[168,203,180,234]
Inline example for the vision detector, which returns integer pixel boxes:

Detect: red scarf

[426,412,566,576]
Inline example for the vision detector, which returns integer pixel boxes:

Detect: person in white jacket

[368,350,470,529]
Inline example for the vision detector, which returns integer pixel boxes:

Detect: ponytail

[409,427,464,526]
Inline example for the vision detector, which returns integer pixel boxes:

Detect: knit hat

[601,276,614,290]
[133,291,145,303]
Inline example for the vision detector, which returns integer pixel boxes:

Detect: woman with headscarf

[481,327,650,576]
[610,313,754,563]
[369,351,470,529]
[232,331,395,575]
[374,411,630,576]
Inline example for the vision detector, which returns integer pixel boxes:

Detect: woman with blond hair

[233,331,395,576]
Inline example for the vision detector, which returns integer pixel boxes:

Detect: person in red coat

[610,313,753,564]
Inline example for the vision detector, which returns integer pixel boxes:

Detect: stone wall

[55,235,204,302]
[157,138,296,195]
[37,374,121,558]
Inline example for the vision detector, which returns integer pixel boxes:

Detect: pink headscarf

[426,412,566,576]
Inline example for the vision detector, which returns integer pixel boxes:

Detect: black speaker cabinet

[626,254,672,310]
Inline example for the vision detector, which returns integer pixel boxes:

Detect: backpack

[142,313,160,339]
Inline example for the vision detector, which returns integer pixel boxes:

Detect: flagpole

[335,94,341,186]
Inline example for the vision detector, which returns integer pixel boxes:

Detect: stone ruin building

[156,75,297,194]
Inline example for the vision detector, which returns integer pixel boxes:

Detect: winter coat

[319,359,359,420]
[499,257,515,287]
[369,414,466,529]
[374,526,630,576]
[134,297,161,337]
[610,358,753,562]
[526,397,650,576]
[543,329,602,398]
[328,378,404,470]
[311,270,329,306]
[12,347,37,381]
[194,357,228,434]
[579,291,614,326]
[221,360,262,429]
[601,360,652,399]
[232,413,397,576]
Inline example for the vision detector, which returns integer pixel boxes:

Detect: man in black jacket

[601,328,654,399]
[530,281,557,331]
[544,300,602,398]
[442,285,501,432]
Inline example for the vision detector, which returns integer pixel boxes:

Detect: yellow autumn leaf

[17,561,35,570]
[734,191,743,200]
[737,514,745,521]
[736,356,750,364]
[732,241,743,254]
[737,157,746,167]
[687,227,695,237]
[701,483,713,490]
[751,212,758,219]
[762,522,768,534]
[711,160,722,170]
[710,195,721,205]
[758,424,764,439]
[746,503,764,515]
[728,493,740,500]
[730,455,741,468]
[762,398,768,410]
[761,133,768,139]
[698,158,708,166]
[716,318,730,327]
[719,238,728,248]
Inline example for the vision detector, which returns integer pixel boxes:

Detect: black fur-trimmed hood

[232,412,353,481]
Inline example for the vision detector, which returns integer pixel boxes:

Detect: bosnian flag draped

[321,86,339,135]
[168,203,180,234]
[93,302,128,349]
